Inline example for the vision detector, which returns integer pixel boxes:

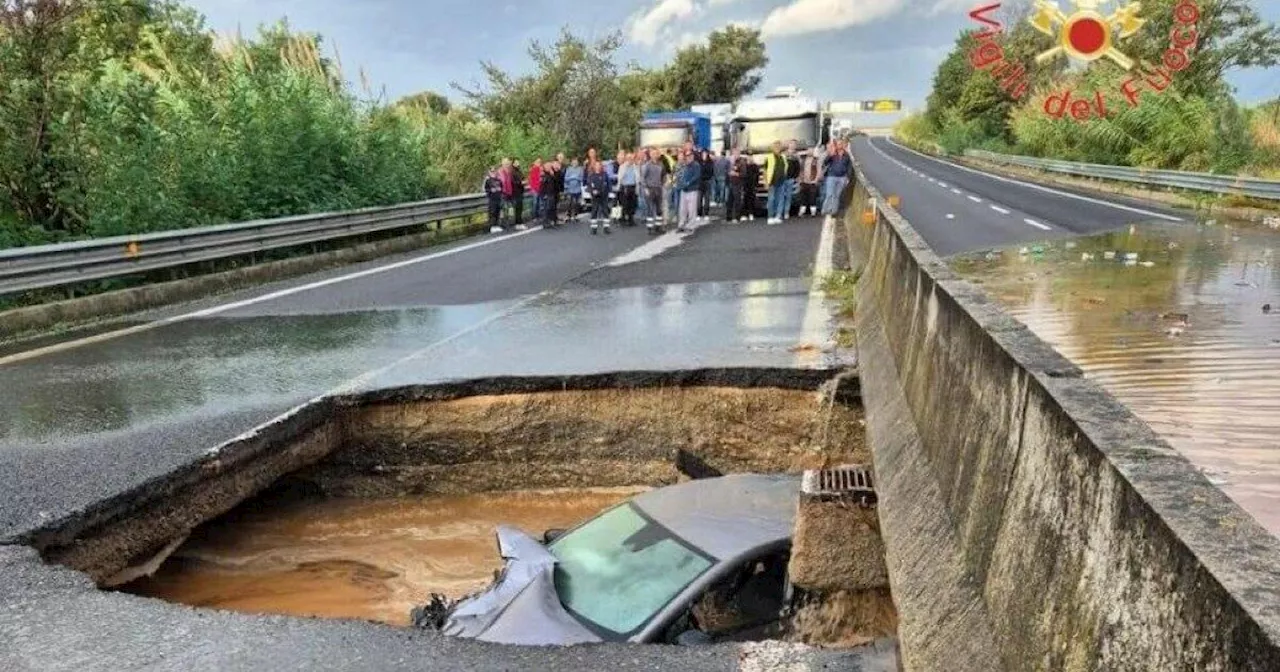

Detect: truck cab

[638,112,712,153]
[727,88,831,215]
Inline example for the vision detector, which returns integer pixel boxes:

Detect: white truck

[726,87,856,215]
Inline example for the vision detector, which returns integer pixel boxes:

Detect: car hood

[440,526,602,646]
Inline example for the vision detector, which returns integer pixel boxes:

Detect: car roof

[630,474,800,561]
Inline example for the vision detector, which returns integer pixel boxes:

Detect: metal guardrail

[964,150,1280,201]
[0,193,494,297]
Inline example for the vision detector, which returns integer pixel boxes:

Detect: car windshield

[548,503,713,639]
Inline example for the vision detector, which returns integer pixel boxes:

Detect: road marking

[798,215,837,366]
[883,138,1183,222]
[968,195,982,203]
[0,225,546,367]
[991,205,1011,214]
[605,229,692,267]
[951,189,963,195]
[1024,218,1052,231]
[938,182,949,188]
[946,214,956,220]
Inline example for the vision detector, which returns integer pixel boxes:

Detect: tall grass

[0,5,562,249]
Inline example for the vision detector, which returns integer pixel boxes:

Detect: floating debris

[1140,261,1156,268]
[1124,252,1140,261]
[1081,252,1096,261]
[1104,251,1117,260]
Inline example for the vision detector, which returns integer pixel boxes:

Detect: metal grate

[801,464,877,507]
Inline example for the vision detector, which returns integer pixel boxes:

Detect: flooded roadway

[124,488,645,625]
[953,220,1280,534]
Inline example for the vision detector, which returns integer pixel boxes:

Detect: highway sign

[862,100,902,112]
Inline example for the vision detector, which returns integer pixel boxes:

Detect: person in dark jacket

[697,150,714,221]
[484,167,504,234]
[821,141,854,220]
[510,160,526,229]
[586,161,612,235]
[741,158,760,222]
[725,149,747,223]
[539,160,559,227]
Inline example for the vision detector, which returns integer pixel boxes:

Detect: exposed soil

[302,387,868,497]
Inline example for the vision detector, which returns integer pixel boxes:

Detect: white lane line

[938,182,949,188]
[991,205,1011,215]
[884,138,1183,222]
[968,195,982,203]
[951,189,963,195]
[0,226,546,367]
[1024,218,1052,231]
[798,215,837,365]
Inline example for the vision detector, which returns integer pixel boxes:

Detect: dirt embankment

[301,386,868,497]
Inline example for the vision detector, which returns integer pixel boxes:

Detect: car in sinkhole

[410,473,805,646]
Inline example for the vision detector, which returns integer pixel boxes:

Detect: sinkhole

[24,369,896,652]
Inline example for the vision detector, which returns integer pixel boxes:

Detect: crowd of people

[483,138,855,235]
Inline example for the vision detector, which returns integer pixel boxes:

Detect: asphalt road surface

[851,136,1187,256]
[0,216,832,541]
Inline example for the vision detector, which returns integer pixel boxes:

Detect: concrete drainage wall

[845,170,1280,670]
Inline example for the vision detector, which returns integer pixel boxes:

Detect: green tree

[396,90,453,116]
[661,25,768,107]
[453,28,637,153]
[1118,0,1280,98]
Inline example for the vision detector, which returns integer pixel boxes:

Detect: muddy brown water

[124,488,644,626]
[953,221,1280,534]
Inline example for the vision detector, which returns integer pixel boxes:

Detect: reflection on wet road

[125,488,643,625]
[0,278,840,540]
[954,221,1280,534]
[0,304,515,443]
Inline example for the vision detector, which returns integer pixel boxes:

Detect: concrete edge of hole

[0,366,907,672]
[13,366,861,583]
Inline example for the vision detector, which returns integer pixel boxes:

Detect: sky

[187,0,1280,118]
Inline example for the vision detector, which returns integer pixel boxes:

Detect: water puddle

[953,221,1280,534]
[124,487,645,626]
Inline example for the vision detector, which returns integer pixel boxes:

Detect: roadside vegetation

[895,0,1280,177]
[0,0,768,250]
[820,269,861,349]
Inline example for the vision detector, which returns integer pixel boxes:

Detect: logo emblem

[1029,0,1146,70]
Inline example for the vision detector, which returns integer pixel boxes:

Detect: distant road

[851,136,1187,256]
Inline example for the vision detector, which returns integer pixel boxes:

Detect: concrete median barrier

[845,171,1280,671]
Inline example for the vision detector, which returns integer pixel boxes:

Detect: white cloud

[760,0,908,39]
[628,0,702,46]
